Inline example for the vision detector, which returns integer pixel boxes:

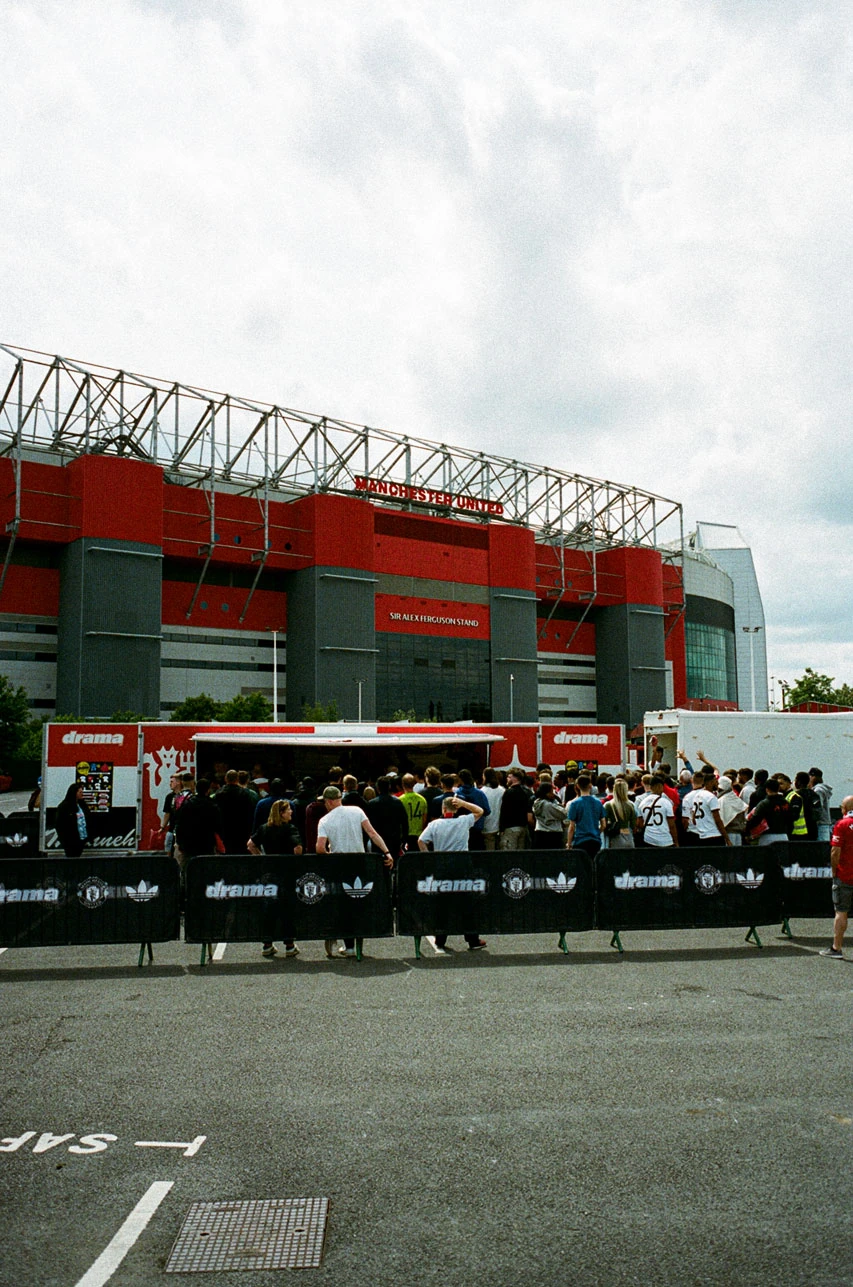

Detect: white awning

[192,732,504,747]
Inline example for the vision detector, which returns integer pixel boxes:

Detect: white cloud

[1,0,851,685]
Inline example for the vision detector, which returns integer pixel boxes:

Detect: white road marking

[212,942,227,960]
[135,1135,206,1157]
[74,1179,174,1287]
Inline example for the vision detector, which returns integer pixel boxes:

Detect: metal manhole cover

[165,1198,328,1272]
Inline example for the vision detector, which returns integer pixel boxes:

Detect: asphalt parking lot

[2,916,852,1287]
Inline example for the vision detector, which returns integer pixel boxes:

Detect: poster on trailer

[42,725,140,852]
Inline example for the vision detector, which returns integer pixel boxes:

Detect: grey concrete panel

[375,572,490,605]
[490,587,538,722]
[284,566,376,720]
[595,603,667,729]
[57,538,162,717]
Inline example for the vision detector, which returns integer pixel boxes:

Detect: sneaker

[434,943,454,954]
[820,946,844,958]
[261,945,277,958]
[337,946,357,958]
[324,939,338,958]
[283,945,299,958]
[468,939,487,951]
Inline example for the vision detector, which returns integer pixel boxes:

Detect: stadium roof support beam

[0,344,682,553]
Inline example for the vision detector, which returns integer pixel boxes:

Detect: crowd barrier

[0,842,835,965]
[396,850,595,955]
[184,853,393,964]
[0,854,180,964]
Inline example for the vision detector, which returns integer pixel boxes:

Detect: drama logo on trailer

[553,732,609,746]
[61,730,125,745]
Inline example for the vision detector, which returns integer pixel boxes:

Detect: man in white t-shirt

[418,795,486,952]
[681,773,730,847]
[316,786,393,958]
[635,778,678,848]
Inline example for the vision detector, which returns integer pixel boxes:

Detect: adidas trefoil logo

[546,872,577,894]
[126,880,160,903]
[735,868,764,890]
[2,833,29,847]
[343,876,374,899]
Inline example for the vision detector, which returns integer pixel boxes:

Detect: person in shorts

[821,795,853,959]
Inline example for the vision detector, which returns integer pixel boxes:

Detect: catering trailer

[41,719,625,853]
[644,709,853,798]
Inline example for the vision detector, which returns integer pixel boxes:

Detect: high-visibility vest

[786,789,807,836]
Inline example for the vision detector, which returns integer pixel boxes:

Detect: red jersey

[830,813,853,884]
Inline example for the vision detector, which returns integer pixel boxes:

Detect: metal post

[356,679,363,723]
[271,629,279,722]
[509,673,515,723]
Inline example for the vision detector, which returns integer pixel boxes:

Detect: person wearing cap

[316,786,394,958]
[716,776,748,846]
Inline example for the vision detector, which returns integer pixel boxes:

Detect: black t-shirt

[252,822,302,854]
[499,784,532,829]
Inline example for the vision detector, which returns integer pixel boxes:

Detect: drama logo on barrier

[295,873,328,905]
[545,872,578,894]
[77,877,109,909]
[342,877,374,900]
[205,880,278,900]
[0,883,61,904]
[416,875,488,894]
[502,868,532,899]
[614,869,682,891]
[125,880,160,903]
[783,862,832,880]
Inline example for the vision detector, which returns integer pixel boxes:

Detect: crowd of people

[146,751,850,960]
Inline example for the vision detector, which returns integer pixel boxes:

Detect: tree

[0,676,35,763]
[219,692,273,721]
[169,694,221,722]
[302,700,340,721]
[786,669,853,709]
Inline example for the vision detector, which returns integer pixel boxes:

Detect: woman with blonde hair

[603,778,636,849]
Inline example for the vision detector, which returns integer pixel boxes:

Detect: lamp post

[355,679,363,724]
[509,672,515,723]
[741,626,762,711]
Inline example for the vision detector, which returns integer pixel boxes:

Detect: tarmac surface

[2,898,853,1287]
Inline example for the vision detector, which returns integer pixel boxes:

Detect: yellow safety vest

[786,789,807,837]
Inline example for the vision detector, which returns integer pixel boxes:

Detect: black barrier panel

[184,853,393,944]
[0,855,181,947]
[396,850,595,938]
[0,811,39,858]
[595,848,784,932]
[778,841,833,920]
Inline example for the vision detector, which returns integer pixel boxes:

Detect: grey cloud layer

[2,0,851,682]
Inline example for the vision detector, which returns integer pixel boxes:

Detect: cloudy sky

[3,0,851,694]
